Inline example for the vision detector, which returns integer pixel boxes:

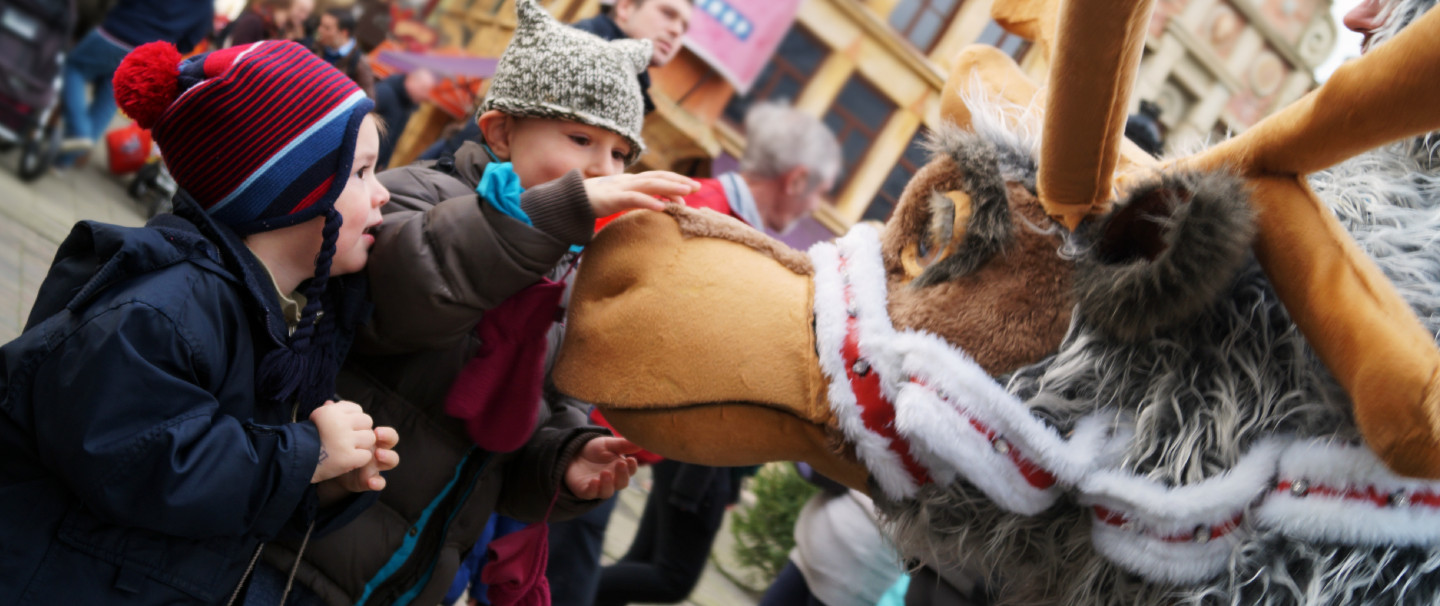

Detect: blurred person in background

[757,463,904,606]
[313,6,375,96]
[668,102,841,234]
[227,0,309,46]
[373,68,437,169]
[355,0,393,52]
[572,0,692,114]
[57,0,212,168]
[1124,99,1165,157]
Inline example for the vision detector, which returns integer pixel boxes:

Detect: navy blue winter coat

[0,194,372,604]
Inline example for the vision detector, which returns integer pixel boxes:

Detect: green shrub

[728,463,820,584]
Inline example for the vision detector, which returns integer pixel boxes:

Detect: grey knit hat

[479,0,651,165]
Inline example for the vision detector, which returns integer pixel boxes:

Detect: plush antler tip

[1053,210,1086,231]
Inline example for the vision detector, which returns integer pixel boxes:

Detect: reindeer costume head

[552,0,1440,601]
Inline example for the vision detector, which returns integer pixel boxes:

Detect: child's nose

[372,182,391,207]
[584,154,618,178]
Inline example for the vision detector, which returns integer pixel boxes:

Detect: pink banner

[683,0,804,94]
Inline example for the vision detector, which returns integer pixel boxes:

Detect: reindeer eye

[901,190,968,279]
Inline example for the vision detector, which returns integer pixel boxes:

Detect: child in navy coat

[0,40,398,604]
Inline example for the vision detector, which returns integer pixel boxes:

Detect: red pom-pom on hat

[113,42,183,129]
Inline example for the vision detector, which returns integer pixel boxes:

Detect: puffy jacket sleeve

[29,302,319,540]
[358,170,593,354]
[496,394,608,522]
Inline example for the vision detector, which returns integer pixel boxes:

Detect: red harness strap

[841,311,933,487]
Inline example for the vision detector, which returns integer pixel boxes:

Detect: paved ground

[0,146,149,343]
[0,148,763,606]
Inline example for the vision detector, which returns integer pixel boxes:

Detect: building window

[889,0,963,52]
[975,20,1032,62]
[723,26,829,126]
[823,75,896,197]
[863,128,929,222]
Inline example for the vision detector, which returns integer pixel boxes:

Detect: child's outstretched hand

[584,171,699,217]
[565,437,642,500]
[309,400,377,483]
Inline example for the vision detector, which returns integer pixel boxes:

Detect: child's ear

[477,110,514,161]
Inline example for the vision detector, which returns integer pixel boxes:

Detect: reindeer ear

[1075,171,1256,343]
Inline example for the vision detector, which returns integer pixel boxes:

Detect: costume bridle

[812,224,1440,584]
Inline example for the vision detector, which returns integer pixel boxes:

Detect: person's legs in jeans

[545,493,620,605]
[58,30,128,166]
[61,51,93,143]
[85,70,119,144]
[594,460,729,606]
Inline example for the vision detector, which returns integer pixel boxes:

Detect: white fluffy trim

[1254,441,1440,547]
[810,234,917,500]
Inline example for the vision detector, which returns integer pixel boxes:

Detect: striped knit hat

[114,40,373,235]
[114,40,373,408]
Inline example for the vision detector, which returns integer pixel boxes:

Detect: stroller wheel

[17,127,59,182]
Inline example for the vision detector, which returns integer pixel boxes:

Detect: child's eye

[569,135,591,147]
[355,165,370,177]
[611,149,627,162]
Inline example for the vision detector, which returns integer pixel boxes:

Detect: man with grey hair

[684,102,842,233]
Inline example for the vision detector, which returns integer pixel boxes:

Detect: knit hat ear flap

[611,38,653,76]
[256,206,344,408]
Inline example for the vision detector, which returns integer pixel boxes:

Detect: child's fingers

[367,474,387,491]
[607,438,644,455]
[341,447,374,472]
[623,177,700,198]
[596,469,616,499]
[349,410,375,431]
[610,192,666,212]
[375,447,400,471]
[636,171,700,189]
[374,426,399,449]
[611,461,631,491]
[353,427,377,451]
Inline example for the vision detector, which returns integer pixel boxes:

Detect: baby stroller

[0,0,75,181]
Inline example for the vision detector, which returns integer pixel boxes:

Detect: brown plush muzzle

[551,207,871,490]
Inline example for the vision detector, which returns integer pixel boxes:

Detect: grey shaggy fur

[874,121,1440,603]
[1074,171,1257,344]
[913,128,1022,288]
